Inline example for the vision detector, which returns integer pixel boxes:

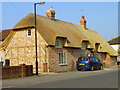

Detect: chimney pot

[46,6,56,19]
[80,16,87,30]
[82,16,84,19]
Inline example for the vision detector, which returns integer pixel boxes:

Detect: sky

[1,1,119,41]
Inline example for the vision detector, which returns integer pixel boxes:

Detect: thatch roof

[0,29,11,41]
[1,13,118,56]
[108,36,120,45]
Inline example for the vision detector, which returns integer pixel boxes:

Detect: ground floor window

[58,52,67,65]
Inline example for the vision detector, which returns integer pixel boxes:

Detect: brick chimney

[46,7,56,19]
[80,16,87,30]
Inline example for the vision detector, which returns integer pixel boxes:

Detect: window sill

[59,64,68,66]
[55,47,62,49]
[27,36,31,37]
[81,48,86,49]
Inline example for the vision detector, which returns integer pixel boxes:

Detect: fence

[1,64,33,79]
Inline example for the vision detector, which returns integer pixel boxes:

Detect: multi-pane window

[27,30,31,37]
[81,42,89,49]
[58,52,67,65]
[55,40,62,48]
[81,42,86,49]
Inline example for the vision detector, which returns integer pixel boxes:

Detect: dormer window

[81,41,89,49]
[27,29,31,37]
[95,43,100,51]
[81,43,86,49]
[55,40,62,48]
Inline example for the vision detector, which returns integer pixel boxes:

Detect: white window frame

[27,29,31,37]
[0,56,2,62]
[55,40,62,48]
[58,52,67,65]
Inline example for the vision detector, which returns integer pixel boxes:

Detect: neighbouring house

[108,36,120,64]
[108,36,120,52]
[0,7,118,73]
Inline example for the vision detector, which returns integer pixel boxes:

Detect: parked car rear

[76,57,103,71]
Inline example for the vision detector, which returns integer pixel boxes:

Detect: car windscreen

[78,57,88,61]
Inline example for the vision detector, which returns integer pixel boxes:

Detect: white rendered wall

[111,44,119,51]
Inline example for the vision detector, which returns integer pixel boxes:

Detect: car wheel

[78,69,81,71]
[77,68,81,71]
[90,66,94,71]
[100,65,103,70]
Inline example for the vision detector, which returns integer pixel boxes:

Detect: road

[2,66,119,88]
[27,71,118,88]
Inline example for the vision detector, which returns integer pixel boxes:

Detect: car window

[92,58,96,61]
[90,58,93,61]
[94,58,99,62]
[78,57,88,61]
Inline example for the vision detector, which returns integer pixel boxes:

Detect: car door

[90,57,96,69]
[94,58,100,69]
[92,57,96,69]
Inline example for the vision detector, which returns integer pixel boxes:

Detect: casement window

[58,52,67,65]
[81,41,89,49]
[27,29,31,37]
[55,40,62,48]
[81,42,86,49]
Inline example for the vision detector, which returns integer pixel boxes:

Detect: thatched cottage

[0,7,117,73]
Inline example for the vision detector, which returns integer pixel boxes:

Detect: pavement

[1,65,119,88]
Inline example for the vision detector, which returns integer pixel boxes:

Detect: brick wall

[104,54,112,67]
[48,47,115,72]
[48,47,90,72]
[98,53,115,67]
[1,64,33,79]
[26,65,33,76]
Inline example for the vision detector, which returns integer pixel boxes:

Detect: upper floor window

[81,41,89,49]
[27,30,31,37]
[81,42,86,49]
[55,40,62,48]
[95,43,100,51]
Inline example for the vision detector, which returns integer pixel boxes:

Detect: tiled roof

[108,36,120,45]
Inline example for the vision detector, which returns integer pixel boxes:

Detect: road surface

[2,66,119,88]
